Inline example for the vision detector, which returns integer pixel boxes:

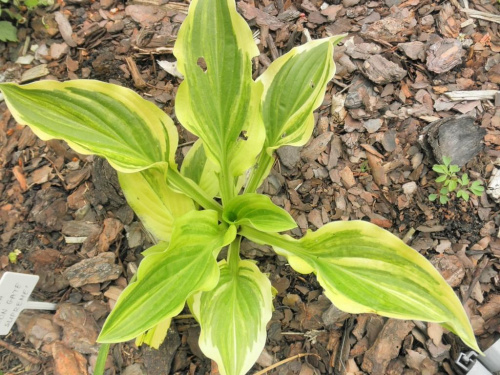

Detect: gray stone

[106,20,124,33]
[49,42,69,60]
[363,55,407,84]
[381,129,397,152]
[53,303,100,354]
[100,0,114,9]
[487,168,500,203]
[322,302,350,326]
[486,54,500,71]
[363,118,383,133]
[420,115,486,167]
[345,75,376,109]
[22,313,61,349]
[398,41,425,61]
[301,132,333,162]
[64,252,122,287]
[276,145,302,169]
[426,39,465,74]
[403,181,417,195]
[122,364,146,375]
[343,0,361,7]
[421,14,435,26]
[346,42,382,60]
[142,325,181,375]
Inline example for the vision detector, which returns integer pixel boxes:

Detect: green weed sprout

[429,156,484,204]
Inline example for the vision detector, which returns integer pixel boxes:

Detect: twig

[402,228,416,244]
[0,339,42,365]
[178,140,196,148]
[337,81,354,95]
[266,34,280,61]
[445,90,499,101]
[332,78,348,89]
[150,52,157,78]
[462,256,490,305]
[43,155,68,190]
[131,0,188,13]
[173,314,194,320]
[125,56,148,89]
[303,29,312,43]
[254,353,321,375]
[460,8,500,24]
[132,46,174,55]
[337,317,355,374]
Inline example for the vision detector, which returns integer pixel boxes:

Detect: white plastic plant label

[0,272,57,335]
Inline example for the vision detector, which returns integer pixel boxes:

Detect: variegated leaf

[223,194,296,232]
[135,317,171,349]
[174,0,265,199]
[241,222,480,352]
[189,260,273,375]
[259,36,344,152]
[98,210,235,343]
[118,168,194,242]
[181,140,219,198]
[244,36,344,194]
[0,80,177,172]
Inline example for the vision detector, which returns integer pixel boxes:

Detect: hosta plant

[0,0,480,373]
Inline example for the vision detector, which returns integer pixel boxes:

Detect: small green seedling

[0,0,481,373]
[358,160,370,173]
[8,249,21,264]
[429,156,484,204]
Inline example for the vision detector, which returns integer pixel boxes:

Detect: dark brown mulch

[1,0,499,374]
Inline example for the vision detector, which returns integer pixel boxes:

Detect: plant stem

[219,162,235,206]
[167,167,223,213]
[0,339,42,364]
[93,343,110,375]
[254,353,320,375]
[228,236,241,273]
[244,152,275,194]
[239,226,302,254]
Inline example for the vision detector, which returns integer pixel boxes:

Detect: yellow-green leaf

[98,210,233,343]
[189,260,273,375]
[0,80,177,172]
[181,140,219,198]
[174,0,265,185]
[135,317,171,349]
[118,168,194,242]
[223,194,296,232]
[259,36,344,153]
[241,222,480,352]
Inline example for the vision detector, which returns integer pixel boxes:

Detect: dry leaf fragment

[12,165,28,191]
[54,12,77,47]
[427,322,443,346]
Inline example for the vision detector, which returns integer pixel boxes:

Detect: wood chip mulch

[0,0,499,374]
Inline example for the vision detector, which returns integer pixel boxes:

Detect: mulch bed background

[0,0,499,374]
